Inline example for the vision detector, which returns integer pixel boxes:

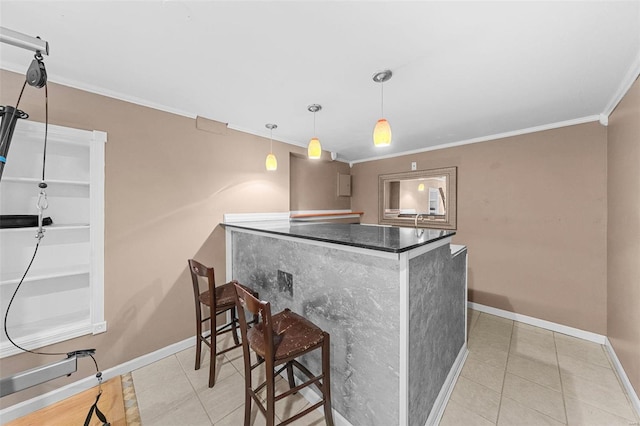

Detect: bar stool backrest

[234,284,275,361]
[188,259,215,308]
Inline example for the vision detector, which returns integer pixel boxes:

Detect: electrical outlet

[277,270,293,297]
[411,162,417,171]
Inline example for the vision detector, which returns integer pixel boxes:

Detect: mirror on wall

[378,166,457,230]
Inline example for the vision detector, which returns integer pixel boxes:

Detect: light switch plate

[411,162,417,171]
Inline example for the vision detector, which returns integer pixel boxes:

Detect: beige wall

[290,153,351,211]
[607,77,640,394]
[0,69,306,407]
[352,122,608,334]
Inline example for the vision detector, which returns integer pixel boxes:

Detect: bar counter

[223,220,467,426]
[223,221,455,253]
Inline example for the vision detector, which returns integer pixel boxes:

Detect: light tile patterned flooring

[131,310,640,425]
[132,334,324,426]
[441,310,639,425]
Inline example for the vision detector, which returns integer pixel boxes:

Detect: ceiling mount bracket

[372,70,392,83]
[0,27,49,56]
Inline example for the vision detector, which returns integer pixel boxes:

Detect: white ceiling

[1,1,639,163]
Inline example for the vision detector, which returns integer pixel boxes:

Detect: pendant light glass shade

[265,123,277,171]
[373,118,392,147]
[308,137,322,159]
[373,70,393,147]
[307,104,322,159]
[265,153,277,171]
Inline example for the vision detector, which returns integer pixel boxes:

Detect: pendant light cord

[380,82,384,117]
[269,127,273,153]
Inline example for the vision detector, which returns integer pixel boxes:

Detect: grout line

[222,344,284,424]
[132,354,204,425]
[175,352,215,426]
[494,318,514,425]
[448,378,501,424]
[553,332,569,425]
[484,309,574,424]
[468,309,479,335]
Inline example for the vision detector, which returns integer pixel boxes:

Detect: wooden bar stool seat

[188,259,258,388]
[234,283,334,426]
[199,281,241,309]
[247,309,325,361]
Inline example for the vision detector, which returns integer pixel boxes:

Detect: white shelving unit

[0,120,106,358]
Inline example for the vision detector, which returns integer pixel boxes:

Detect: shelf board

[290,211,364,222]
[0,224,90,233]
[1,265,90,286]
[290,211,364,219]
[1,177,90,186]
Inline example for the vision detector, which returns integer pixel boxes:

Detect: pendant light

[307,104,322,159]
[265,123,277,171]
[373,70,392,147]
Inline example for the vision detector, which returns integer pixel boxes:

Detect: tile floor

[131,310,640,425]
[441,310,639,426]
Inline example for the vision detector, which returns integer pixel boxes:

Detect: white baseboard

[0,335,196,423]
[425,344,468,426]
[293,382,353,426]
[467,302,606,344]
[604,338,640,418]
[273,345,469,426]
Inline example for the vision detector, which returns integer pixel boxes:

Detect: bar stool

[187,259,258,388]
[233,283,334,426]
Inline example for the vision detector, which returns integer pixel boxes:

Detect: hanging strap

[83,390,110,426]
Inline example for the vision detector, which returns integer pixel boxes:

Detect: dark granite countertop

[223,222,455,253]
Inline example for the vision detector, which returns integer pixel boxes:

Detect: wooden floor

[6,377,127,426]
